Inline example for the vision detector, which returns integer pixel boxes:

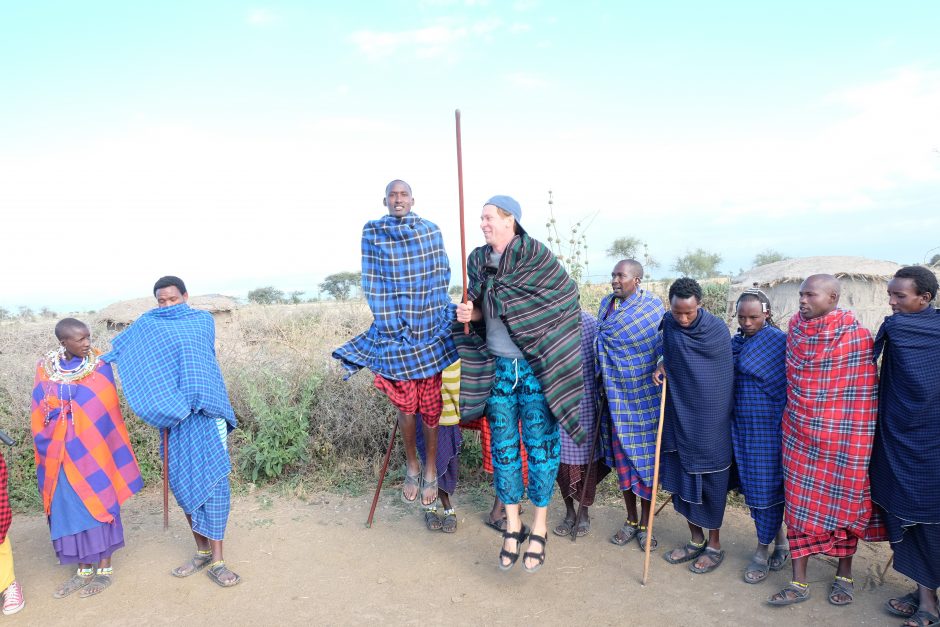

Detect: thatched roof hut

[95,295,238,330]
[729,256,903,331]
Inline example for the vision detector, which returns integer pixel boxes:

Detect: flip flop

[689,546,725,574]
[768,546,790,571]
[420,475,439,507]
[484,517,507,533]
[636,527,658,551]
[78,573,112,598]
[206,561,241,588]
[886,592,921,618]
[664,540,707,564]
[768,581,811,606]
[171,553,212,578]
[575,518,591,537]
[611,520,639,546]
[441,509,457,534]
[905,609,940,627]
[744,555,770,584]
[424,507,442,531]
[829,576,855,606]
[552,518,575,537]
[53,572,93,599]
[401,467,421,504]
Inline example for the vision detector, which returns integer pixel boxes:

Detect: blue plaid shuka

[731,325,787,510]
[595,291,664,488]
[333,212,458,381]
[103,304,235,519]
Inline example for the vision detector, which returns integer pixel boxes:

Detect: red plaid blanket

[782,309,877,538]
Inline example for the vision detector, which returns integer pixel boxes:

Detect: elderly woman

[455,195,584,573]
[31,318,143,598]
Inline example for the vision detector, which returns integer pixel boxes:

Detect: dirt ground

[3,486,909,626]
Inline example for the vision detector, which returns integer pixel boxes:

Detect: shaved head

[798,274,841,319]
[615,259,644,280]
[54,317,89,341]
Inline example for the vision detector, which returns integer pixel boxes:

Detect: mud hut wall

[727,279,892,332]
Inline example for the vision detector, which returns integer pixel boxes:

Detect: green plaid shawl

[454,234,584,443]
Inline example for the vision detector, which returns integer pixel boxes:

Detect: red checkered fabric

[0,451,11,544]
[373,372,443,428]
[782,309,878,554]
[462,417,528,485]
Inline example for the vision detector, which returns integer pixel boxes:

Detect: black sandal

[498,525,530,571]
[523,534,548,573]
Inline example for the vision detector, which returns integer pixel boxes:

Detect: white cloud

[504,71,549,89]
[246,8,278,26]
[349,19,502,60]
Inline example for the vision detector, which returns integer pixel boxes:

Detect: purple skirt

[52,513,125,565]
[416,424,462,496]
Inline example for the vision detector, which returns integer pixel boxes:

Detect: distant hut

[96,294,238,331]
[728,256,903,332]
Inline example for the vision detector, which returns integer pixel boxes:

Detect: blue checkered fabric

[731,325,786,510]
[870,307,940,523]
[559,311,601,464]
[752,502,785,545]
[189,476,231,541]
[595,290,664,488]
[103,304,235,516]
[660,309,734,474]
[333,212,458,381]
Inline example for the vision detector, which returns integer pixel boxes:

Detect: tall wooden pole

[455,109,469,334]
[163,428,169,531]
[642,378,668,585]
[366,421,399,528]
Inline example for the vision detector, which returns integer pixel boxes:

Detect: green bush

[235,372,319,483]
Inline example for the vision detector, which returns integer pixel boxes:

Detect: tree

[930,253,940,267]
[752,249,790,268]
[672,248,723,279]
[319,272,362,301]
[288,290,306,304]
[607,236,643,260]
[40,306,57,318]
[247,286,285,305]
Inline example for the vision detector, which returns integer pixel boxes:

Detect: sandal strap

[789,580,809,589]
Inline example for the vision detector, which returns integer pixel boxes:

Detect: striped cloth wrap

[453,233,585,443]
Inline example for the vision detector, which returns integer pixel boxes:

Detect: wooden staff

[366,421,399,528]
[642,378,668,585]
[455,109,469,334]
[162,428,169,531]
[572,390,604,544]
[656,494,673,516]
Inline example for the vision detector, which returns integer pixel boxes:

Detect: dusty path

[3,487,907,626]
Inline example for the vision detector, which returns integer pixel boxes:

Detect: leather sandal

[523,534,548,573]
[498,525,530,571]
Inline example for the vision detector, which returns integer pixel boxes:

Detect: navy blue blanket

[660,308,734,474]
[870,307,940,522]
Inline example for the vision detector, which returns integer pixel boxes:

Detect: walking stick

[366,421,399,528]
[572,391,604,544]
[642,378,668,585]
[455,109,469,335]
[162,428,169,531]
[655,494,673,517]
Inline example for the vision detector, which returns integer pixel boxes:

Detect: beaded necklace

[40,348,99,425]
[42,347,99,383]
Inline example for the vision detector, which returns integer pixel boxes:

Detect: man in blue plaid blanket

[104,276,240,587]
[334,180,458,509]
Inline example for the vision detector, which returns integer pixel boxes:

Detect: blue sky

[2,1,938,311]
